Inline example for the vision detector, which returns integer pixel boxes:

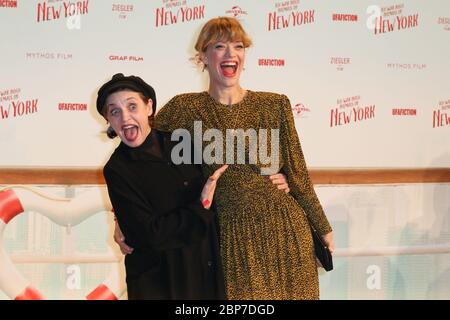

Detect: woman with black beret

[97,73,227,299]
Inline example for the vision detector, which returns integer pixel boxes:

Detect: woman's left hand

[322,231,335,254]
[269,173,290,193]
[315,231,335,268]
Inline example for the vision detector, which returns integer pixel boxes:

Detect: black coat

[103,129,225,300]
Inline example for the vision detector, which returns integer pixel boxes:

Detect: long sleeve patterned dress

[154,90,332,299]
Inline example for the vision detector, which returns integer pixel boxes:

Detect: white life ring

[0,187,126,300]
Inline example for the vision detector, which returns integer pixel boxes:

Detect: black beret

[96,73,157,116]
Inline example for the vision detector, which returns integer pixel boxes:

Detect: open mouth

[220,61,238,77]
[122,125,139,142]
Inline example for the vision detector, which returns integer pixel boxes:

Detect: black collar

[119,129,172,162]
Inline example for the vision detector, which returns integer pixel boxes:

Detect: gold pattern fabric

[155,91,332,299]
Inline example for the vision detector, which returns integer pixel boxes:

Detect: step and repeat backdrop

[0,0,449,167]
[0,1,449,300]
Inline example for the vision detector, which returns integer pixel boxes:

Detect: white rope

[0,185,71,202]
[333,244,450,257]
[8,244,450,264]
[10,254,120,264]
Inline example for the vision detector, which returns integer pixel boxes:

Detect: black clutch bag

[309,221,333,272]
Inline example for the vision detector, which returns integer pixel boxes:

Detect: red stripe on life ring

[15,286,45,300]
[0,189,24,224]
[86,284,118,300]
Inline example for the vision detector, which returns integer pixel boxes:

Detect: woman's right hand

[114,220,134,255]
[200,164,228,209]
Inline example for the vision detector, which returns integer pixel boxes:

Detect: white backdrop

[0,0,449,168]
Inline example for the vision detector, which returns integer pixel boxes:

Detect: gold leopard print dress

[155,91,332,300]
